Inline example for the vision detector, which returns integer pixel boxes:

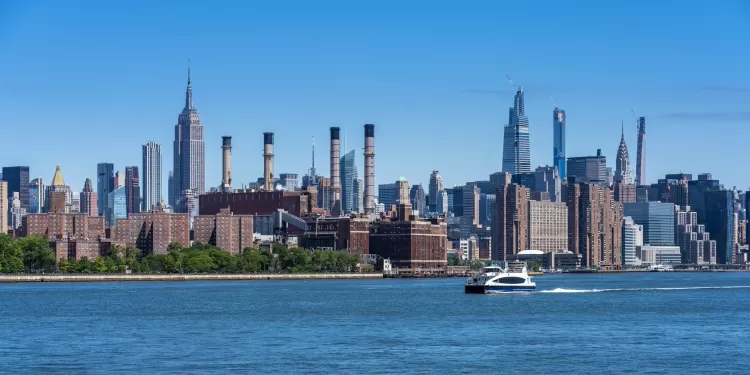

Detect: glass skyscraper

[340,150,358,214]
[107,186,127,227]
[623,202,675,246]
[97,163,115,217]
[704,190,734,264]
[553,108,566,180]
[502,87,530,174]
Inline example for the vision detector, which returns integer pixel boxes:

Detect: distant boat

[465,261,536,294]
[649,264,674,272]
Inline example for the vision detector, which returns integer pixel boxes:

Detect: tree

[0,234,24,273]
[93,256,107,273]
[58,258,71,273]
[18,236,55,273]
[75,257,92,273]
[167,242,183,253]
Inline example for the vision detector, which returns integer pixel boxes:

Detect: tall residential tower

[635,116,646,185]
[553,107,566,180]
[142,141,162,211]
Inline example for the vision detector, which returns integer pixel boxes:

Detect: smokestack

[364,124,375,215]
[330,127,342,215]
[221,136,232,192]
[263,132,274,191]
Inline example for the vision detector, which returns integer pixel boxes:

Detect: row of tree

[0,234,364,274]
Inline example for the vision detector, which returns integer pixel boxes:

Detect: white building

[639,245,681,265]
[622,216,644,266]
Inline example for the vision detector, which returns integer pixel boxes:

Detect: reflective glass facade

[623,202,675,246]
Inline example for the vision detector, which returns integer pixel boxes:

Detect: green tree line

[0,234,364,274]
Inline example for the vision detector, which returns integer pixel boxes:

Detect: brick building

[114,208,190,254]
[299,216,370,254]
[369,209,448,270]
[193,208,253,254]
[23,213,105,240]
[199,191,312,217]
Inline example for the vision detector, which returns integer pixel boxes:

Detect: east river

[1,272,749,374]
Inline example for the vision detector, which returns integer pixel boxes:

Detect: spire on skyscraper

[185,59,194,111]
[614,121,631,184]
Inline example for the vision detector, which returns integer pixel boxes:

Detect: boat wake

[539,286,750,294]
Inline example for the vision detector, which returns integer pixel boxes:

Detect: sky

[2,0,750,193]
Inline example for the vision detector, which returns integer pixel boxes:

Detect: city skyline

[2,1,750,191]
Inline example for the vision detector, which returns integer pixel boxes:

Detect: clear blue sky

[2,0,750,192]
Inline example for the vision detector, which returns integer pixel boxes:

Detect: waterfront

[1,273,749,374]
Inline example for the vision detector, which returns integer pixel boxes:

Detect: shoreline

[0,273,384,283]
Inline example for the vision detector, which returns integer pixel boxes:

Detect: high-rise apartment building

[567,183,622,268]
[567,149,608,186]
[114,207,190,254]
[428,170,444,213]
[97,163,115,217]
[502,87,531,174]
[80,178,97,217]
[1,166,30,213]
[623,202,675,246]
[613,183,637,204]
[635,116,646,186]
[494,183,529,261]
[142,141,162,211]
[125,166,141,215]
[193,208,253,254]
[676,207,717,264]
[9,192,26,230]
[340,150,358,213]
[553,107,566,180]
[528,200,568,253]
[172,66,205,213]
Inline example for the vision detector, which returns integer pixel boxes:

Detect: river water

[1,272,749,374]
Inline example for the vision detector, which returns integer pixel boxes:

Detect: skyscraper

[354,177,363,214]
[567,149,608,186]
[502,87,531,174]
[97,163,114,217]
[553,107,566,180]
[614,123,631,184]
[340,149,358,214]
[409,184,426,216]
[125,166,141,215]
[172,65,205,213]
[428,170,444,213]
[1,166,30,212]
[29,178,44,214]
[80,178,97,217]
[142,141,162,212]
[635,116,646,185]
[704,190,734,264]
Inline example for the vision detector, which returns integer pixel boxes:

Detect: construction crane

[506,75,516,89]
[550,96,558,109]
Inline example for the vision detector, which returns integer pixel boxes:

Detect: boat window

[496,277,526,284]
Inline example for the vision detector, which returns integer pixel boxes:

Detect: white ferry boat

[465,261,536,294]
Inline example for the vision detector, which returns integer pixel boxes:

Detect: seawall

[0,273,384,283]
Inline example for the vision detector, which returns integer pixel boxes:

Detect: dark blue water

[2,273,749,374]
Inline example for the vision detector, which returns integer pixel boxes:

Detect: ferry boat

[465,261,536,293]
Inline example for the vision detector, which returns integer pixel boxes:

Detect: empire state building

[171,66,205,213]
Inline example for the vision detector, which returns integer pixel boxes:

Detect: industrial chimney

[221,136,232,192]
[364,124,375,215]
[263,132,274,191]
[330,127,342,216]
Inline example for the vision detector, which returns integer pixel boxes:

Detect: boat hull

[464,284,536,294]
